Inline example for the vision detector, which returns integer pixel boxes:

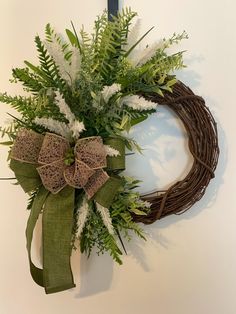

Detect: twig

[115,229,127,255]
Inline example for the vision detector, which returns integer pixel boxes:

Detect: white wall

[0,1,235,313]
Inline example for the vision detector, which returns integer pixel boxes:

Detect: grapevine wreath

[0,8,219,294]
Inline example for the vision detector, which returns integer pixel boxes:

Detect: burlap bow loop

[11,129,109,198]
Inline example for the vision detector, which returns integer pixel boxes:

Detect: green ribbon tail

[26,186,76,294]
[42,186,76,294]
[26,186,49,287]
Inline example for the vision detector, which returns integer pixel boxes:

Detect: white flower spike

[55,92,85,139]
[34,117,71,139]
[120,95,157,111]
[101,83,122,103]
[104,145,120,157]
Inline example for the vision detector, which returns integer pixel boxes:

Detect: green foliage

[0,92,66,128]
[111,177,149,241]
[12,68,45,93]
[112,108,154,133]
[80,202,123,264]
[14,35,70,98]
[77,176,149,264]
[1,8,187,140]
[34,35,68,95]
[0,120,18,142]
[45,23,71,60]
[162,31,188,50]
[92,8,137,83]
[0,93,37,120]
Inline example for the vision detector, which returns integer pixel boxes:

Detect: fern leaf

[12,68,44,93]
[0,93,37,119]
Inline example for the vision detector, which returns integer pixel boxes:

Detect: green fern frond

[92,8,137,83]
[45,23,72,60]
[35,36,66,90]
[12,68,45,93]
[0,93,37,119]
[110,178,148,243]
[0,122,18,141]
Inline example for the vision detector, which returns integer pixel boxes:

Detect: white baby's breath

[120,95,157,111]
[101,83,122,103]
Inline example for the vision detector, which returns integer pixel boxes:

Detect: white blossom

[96,203,114,235]
[76,197,90,239]
[136,200,152,208]
[120,95,157,111]
[124,18,142,53]
[55,91,76,123]
[123,18,164,67]
[101,83,122,103]
[34,117,71,138]
[70,120,85,139]
[128,41,164,67]
[54,92,85,139]
[44,39,81,84]
[136,41,164,66]
[104,145,120,157]
[44,40,71,83]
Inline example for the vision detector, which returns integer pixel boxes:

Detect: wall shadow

[73,249,114,298]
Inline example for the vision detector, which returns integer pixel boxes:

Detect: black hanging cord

[108,0,119,20]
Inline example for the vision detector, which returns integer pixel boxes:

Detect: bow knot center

[64,147,75,166]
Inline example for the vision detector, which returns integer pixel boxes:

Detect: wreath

[0,8,219,294]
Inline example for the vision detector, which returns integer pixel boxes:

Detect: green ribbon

[94,176,123,208]
[26,185,75,294]
[104,137,125,171]
[42,186,75,294]
[10,136,126,293]
[93,137,126,208]
[10,159,41,193]
[26,186,49,287]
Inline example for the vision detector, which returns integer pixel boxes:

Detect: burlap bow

[11,128,109,198]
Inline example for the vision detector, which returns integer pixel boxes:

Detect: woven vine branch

[133,81,220,224]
